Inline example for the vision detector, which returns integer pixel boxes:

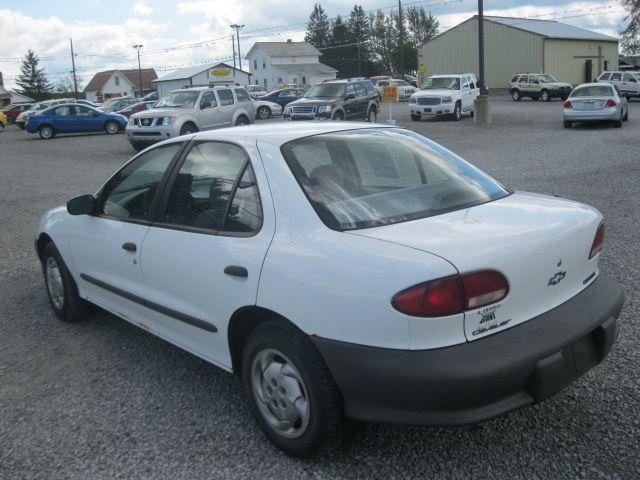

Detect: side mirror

[67,195,96,216]
[346,93,355,100]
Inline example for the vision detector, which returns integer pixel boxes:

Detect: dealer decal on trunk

[472,304,511,337]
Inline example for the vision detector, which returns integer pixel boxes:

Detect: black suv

[284,79,380,122]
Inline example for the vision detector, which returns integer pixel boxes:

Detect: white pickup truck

[409,74,479,121]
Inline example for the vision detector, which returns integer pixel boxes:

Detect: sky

[0,0,628,90]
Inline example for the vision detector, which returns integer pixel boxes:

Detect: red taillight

[563,100,572,108]
[606,99,617,107]
[589,221,605,259]
[392,270,508,317]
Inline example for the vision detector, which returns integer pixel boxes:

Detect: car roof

[430,74,467,78]
[575,82,612,88]
[180,122,395,149]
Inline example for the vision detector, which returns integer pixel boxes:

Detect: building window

[114,76,120,86]
[254,59,257,69]
[262,60,266,69]
[263,79,267,88]
[302,76,306,84]
[277,78,282,84]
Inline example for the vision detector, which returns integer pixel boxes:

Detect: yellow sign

[211,68,231,77]
[381,85,398,102]
[418,65,426,72]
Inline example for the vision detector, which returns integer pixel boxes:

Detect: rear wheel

[235,115,250,126]
[241,321,343,457]
[540,89,551,102]
[38,125,55,139]
[563,120,572,129]
[614,113,623,128]
[105,120,119,134]
[332,111,344,121]
[257,106,271,120]
[511,89,521,101]
[42,243,90,323]
[623,108,629,121]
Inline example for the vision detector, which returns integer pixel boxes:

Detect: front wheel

[242,321,343,457]
[180,123,198,135]
[42,243,90,323]
[366,107,377,123]
[451,102,462,121]
[257,106,271,120]
[410,113,420,121]
[331,111,344,121]
[563,120,572,129]
[235,115,250,126]
[511,89,521,101]
[105,120,120,134]
[540,90,551,102]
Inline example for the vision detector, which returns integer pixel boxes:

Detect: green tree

[369,10,396,74]
[305,4,331,49]
[406,6,439,47]
[322,15,349,75]
[346,5,375,77]
[620,0,640,55]
[15,50,52,101]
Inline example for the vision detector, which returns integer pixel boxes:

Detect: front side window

[100,144,180,221]
[623,73,637,82]
[52,106,70,116]
[511,75,519,83]
[162,142,262,233]
[200,91,217,109]
[610,72,622,81]
[346,84,355,97]
[281,129,509,231]
[355,83,367,98]
[519,75,528,83]
[217,89,235,106]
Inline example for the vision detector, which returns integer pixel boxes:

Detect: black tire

[41,242,90,323]
[38,124,55,139]
[410,113,420,121]
[241,321,343,457]
[257,106,271,120]
[540,89,551,102]
[614,114,623,128]
[105,120,120,134]
[180,123,198,135]
[560,95,569,101]
[130,141,145,152]
[470,110,475,118]
[17,124,25,130]
[0,123,4,132]
[451,102,462,121]
[511,89,521,101]
[563,120,572,129]
[332,111,344,121]
[623,108,629,121]
[366,106,377,123]
[235,115,250,126]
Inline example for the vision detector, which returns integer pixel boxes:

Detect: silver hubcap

[107,123,117,133]
[251,349,310,439]
[42,127,52,138]
[259,108,269,119]
[45,257,64,309]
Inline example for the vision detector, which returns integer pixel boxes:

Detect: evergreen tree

[369,10,396,74]
[15,50,51,101]
[406,6,439,47]
[305,4,331,49]
[620,0,640,55]
[346,5,374,77]
[322,15,349,75]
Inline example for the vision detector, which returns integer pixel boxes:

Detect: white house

[83,69,157,102]
[152,63,252,97]
[245,40,337,90]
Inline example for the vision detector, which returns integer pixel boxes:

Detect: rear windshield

[571,86,613,97]
[281,129,509,231]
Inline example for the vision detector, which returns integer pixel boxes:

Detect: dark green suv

[284,79,380,122]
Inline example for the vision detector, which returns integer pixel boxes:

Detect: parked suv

[409,74,479,121]
[596,71,640,98]
[508,73,572,101]
[284,79,380,122]
[126,86,255,151]
[375,78,418,100]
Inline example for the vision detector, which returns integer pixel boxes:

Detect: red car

[114,101,156,118]
[2,103,34,123]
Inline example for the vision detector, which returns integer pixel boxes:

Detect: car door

[198,90,222,130]
[621,72,638,95]
[216,88,236,126]
[609,72,622,91]
[49,106,73,133]
[460,77,473,111]
[69,142,183,322]
[354,82,368,119]
[278,89,298,107]
[75,106,103,131]
[517,75,530,94]
[343,83,358,119]
[138,140,275,368]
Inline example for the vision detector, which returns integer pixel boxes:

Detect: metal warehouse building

[418,16,619,88]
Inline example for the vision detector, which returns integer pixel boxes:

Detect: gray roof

[153,62,249,83]
[246,41,321,58]
[275,63,337,75]
[486,16,618,42]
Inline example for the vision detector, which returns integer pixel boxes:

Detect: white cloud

[133,2,154,16]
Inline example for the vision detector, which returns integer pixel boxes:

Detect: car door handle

[122,242,137,252]
[224,265,248,278]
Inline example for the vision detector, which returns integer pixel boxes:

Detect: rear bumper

[313,275,623,426]
[564,107,620,122]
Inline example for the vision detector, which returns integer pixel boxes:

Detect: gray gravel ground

[1,94,639,479]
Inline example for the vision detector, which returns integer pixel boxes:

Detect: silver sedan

[563,83,629,128]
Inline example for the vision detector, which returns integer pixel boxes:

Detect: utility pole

[70,38,78,99]
[397,0,404,75]
[230,24,244,71]
[474,0,491,124]
[133,44,144,97]
[231,34,237,70]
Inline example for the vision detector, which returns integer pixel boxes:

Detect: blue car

[26,103,127,139]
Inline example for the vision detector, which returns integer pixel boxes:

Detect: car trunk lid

[570,98,608,110]
[350,192,602,341]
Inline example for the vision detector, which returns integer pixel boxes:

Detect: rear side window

[623,73,637,82]
[610,73,622,81]
[217,89,235,106]
[354,83,367,98]
[161,142,262,233]
[100,144,180,221]
[234,88,251,102]
[599,73,611,81]
[363,81,375,94]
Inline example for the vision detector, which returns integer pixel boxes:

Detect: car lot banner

[381,85,398,102]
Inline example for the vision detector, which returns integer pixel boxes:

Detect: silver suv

[596,71,640,98]
[508,73,572,102]
[126,86,255,151]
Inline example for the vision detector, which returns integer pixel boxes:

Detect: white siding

[154,68,252,97]
[543,39,619,85]
[86,72,136,101]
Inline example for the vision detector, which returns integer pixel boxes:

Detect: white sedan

[36,123,623,457]
[253,99,283,120]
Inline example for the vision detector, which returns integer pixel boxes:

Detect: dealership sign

[211,68,231,77]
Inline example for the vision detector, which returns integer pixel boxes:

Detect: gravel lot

[1,94,639,479]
